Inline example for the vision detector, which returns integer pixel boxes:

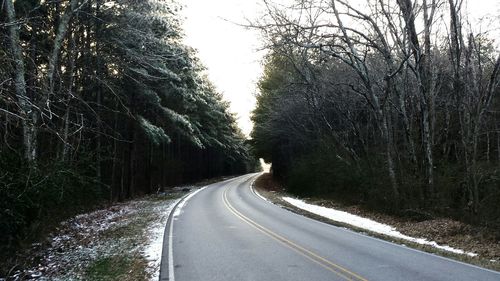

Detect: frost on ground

[142,185,210,280]
[282,196,478,257]
[142,201,178,281]
[6,190,187,281]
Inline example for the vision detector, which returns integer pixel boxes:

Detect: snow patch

[143,186,207,280]
[143,201,179,281]
[282,197,478,257]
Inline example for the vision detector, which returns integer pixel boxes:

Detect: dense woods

[0,0,256,262]
[252,0,500,227]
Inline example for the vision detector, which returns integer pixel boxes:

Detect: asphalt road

[159,173,500,281]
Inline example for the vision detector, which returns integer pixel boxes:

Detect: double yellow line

[222,187,368,281]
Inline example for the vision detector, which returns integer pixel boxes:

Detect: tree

[251,0,500,217]
[0,0,257,268]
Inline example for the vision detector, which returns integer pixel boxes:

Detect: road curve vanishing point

[159,173,500,281]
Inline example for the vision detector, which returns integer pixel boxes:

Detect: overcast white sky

[182,0,266,137]
[181,0,499,137]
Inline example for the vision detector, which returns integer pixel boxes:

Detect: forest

[252,0,500,229]
[0,0,257,265]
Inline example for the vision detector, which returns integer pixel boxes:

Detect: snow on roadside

[8,192,187,280]
[282,197,478,257]
[142,199,179,281]
[143,185,206,281]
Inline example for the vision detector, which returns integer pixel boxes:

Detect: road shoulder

[253,173,500,272]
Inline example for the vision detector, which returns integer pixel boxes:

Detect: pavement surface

[159,173,500,281]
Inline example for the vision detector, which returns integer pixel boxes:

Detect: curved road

[159,173,500,281]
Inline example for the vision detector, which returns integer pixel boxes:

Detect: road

[159,173,500,281]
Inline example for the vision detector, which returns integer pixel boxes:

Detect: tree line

[0,0,257,263]
[251,0,500,227]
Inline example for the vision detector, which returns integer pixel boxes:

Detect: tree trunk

[62,32,77,161]
[421,103,434,197]
[95,0,103,183]
[46,0,79,100]
[128,120,137,198]
[5,0,37,162]
[383,109,399,204]
[397,0,435,198]
[486,132,490,163]
[497,132,500,163]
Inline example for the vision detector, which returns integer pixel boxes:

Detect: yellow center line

[222,187,369,281]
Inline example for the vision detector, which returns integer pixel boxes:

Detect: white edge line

[168,210,175,281]
[166,173,268,281]
[167,185,209,281]
[307,211,500,275]
[253,182,500,275]
[164,174,255,281]
[250,177,270,203]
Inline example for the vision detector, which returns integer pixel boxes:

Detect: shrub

[0,152,104,255]
[285,142,389,207]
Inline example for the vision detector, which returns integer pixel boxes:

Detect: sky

[182,0,266,137]
[181,0,499,137]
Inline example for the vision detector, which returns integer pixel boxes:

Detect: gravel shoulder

[254,173,500,272]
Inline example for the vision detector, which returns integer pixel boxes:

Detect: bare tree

[253,0,499,211]
[447,0,500,212]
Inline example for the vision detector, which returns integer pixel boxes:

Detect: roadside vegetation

[5,190,184,280]
[251,0,500,237]
[254,174,500,271]
[0,0,258,276]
